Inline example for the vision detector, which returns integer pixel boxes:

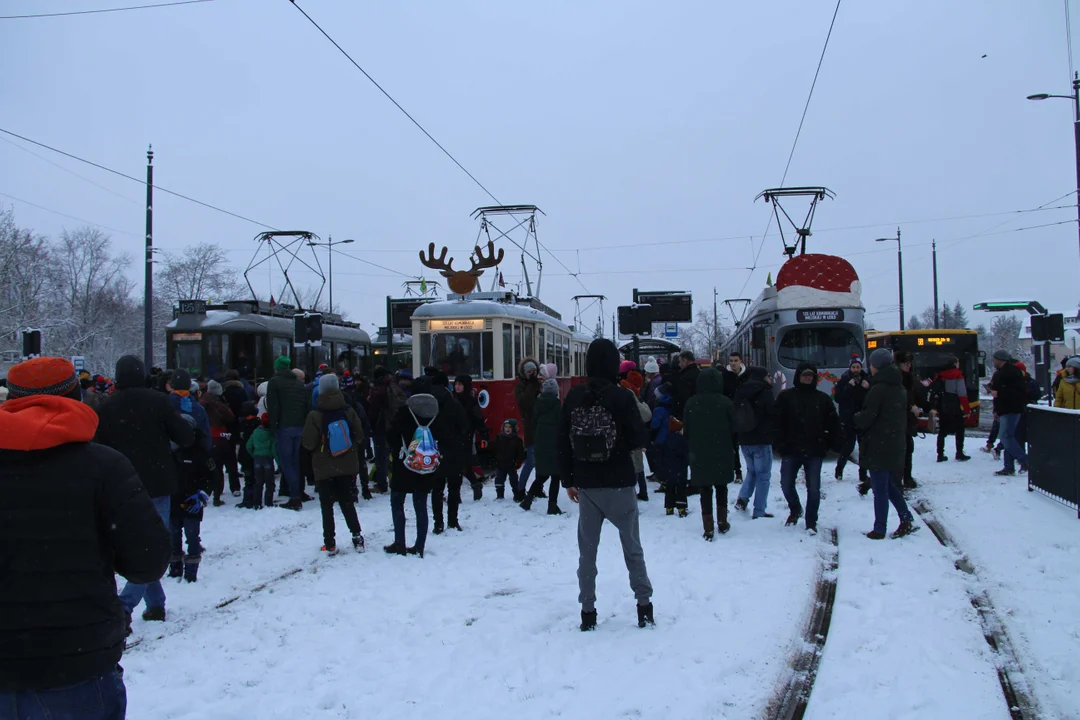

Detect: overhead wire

[1067,0,1075,81]
[0,0,215,20]
[0,191,137,237]
[0,134,140,205]
[738,0,843,301]
[287,0,592,294]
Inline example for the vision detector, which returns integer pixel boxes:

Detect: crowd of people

[0,338,1062,717]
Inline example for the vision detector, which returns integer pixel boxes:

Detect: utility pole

[144,145,154,372]
[896,227,905,331]
[713,287,719,361]
[932,239,939,329]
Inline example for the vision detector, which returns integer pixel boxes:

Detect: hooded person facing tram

[683,367,736,540]
[265,355,312,511]
[513,356,543,503]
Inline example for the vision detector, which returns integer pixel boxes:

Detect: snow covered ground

[122,437,1080,719]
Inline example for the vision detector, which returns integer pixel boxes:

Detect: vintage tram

[411,292,592,439]
[166,299,371,383]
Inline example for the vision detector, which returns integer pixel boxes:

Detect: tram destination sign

[796,308,844,323]
[632,290,692,322]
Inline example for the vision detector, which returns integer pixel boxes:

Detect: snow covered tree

[989,314,1024,358]
[951,301,969,329]
[156,243,245,305]
[678,308,728,359]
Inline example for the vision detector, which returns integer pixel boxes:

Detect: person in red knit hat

[0,357,170,718]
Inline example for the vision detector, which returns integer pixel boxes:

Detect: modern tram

[720,254,865,398]
[411,291,592,439]
[166,300,372,383]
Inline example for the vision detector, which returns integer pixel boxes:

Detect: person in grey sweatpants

[559,339,654,631]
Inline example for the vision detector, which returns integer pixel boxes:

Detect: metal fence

[1026,405,1080,519]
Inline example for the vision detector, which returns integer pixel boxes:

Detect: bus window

[523,325,534,362]
[421,331,490,378]
[502,323,513,378]
[777,328,862,369]
[175,343,201,377]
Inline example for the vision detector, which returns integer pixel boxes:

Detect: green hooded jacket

[682,367,736,488]
[854,363,908,474]
[245,425,278,460]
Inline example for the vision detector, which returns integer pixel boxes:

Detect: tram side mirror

[751,327,765,350]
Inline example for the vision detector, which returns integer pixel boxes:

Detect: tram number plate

[796,309,844,323]
[179,300,207,315]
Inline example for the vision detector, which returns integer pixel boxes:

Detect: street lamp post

[876,228,904,330]
[308,237,355,315]
[1027,71,1080,274]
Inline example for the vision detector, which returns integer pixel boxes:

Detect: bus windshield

[777,327,862,369]
[420,332,494,379]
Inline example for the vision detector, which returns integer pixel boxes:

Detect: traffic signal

[293,313,324,347]
[21,329,41,360]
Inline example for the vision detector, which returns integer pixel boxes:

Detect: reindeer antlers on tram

[419,241,504,295]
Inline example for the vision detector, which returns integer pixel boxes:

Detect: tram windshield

[777,327,862,369]
[419,332,494,379]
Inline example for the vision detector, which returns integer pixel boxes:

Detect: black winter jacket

[854,364,908,474]
[772,364,842,458]
[835,369,871,425]
[991,362,1028,415]
[94,386,196,498]
[1,426,171,691]
[389,380,463,492]
[672,362,700,419]
[493,432,526,472]
[733,368,776,447]
[557,380,647,489]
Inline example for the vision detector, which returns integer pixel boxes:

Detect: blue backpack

[322,409,353,457]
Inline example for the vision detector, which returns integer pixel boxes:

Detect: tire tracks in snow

[911,498,1043,720]
[763,528,839,720]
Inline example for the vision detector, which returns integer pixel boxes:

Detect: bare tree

[989,314,1025,359]
[677,308,728,359]
[156,243,246,305]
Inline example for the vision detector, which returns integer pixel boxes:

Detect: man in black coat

[0,357,170,712]
[834,356,870,485]
[558,339,653,631]
[721,351,749,481]
[990,350,1029,476]
[773,362,841,535]
[671,350,700,419]
[894,351,929,489]
[95,355,196,625]
[425,369,466,533]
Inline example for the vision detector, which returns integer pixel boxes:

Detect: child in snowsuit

[652,384,689,516]
[246,414,278,509]
[492,419,526,500]
[521,378,563,513]
[169,415,214,582]
[236,400,261,507]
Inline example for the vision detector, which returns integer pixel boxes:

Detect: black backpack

[733,394,759,434]
[570,385,618,463]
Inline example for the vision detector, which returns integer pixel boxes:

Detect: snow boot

[637,603,655,628]
[891,520,918,539]
[834,465,843,481]
[512,488,525,503]
[665,508,675,516]
[717,518,731,535]
[785,512,802,527]
[212,494,225,507]
[657,482,668,495]
[734,497,748,512]
[361,485,373,501]
[322,545,340,556]
[857,480,871,496]
[937,455,948,463]
[125,612,133,637]
[496,485,505,500]
[167,555,183,579]
[636,491,649,502]
[734,468,743,483]
[581,609,598,632]
[956,452,971,462]
[449,520,464,531]
[352,533,365,552]
[702,513,714,541]
[806,524,818,537]
[519,494,535,511]
[281,499,303,511]
[301,492,315,502]
[994,468,1015,477]
[866,530,886,540]
[183,555,199,583]
[547,504,563,515]
[527,479,547,499]
[753,512,775,519]
[903,477,918,490]
[677,507,689,518]
[434,519,446,534]
[992,447,1001,461]
[383,542,407,556]
[406,545,425,559]
[472,482,483,501]
[142,606,166,622]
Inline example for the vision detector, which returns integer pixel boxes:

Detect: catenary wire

[0,0,215,20]
[287,0,591,294]
[0,134,140,205]
[0,191,137,236]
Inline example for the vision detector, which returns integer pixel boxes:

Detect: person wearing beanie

[539,363,558,382]
[201,377,239,506]
[1054,356,1080,409]
[78,369,93,400]
[683,367,736,540]
[95,355,199,617]
[492,419,526,500]
[619,359,637,380]
[558,338,654,631]
[721,351,749,483]
[988,349,1028,476]
[513,356,542,502]
[302,370,366,555]
[0,358,171,704]
[266,355,311,510]
[834,355,871,485]
[855,350,917,539]
[619,372,652,501]
[521,377,564,513]
[929,356,972,463]
[773,362,841,535]
[643,359,660,376]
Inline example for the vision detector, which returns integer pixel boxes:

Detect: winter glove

[185,491,211,515]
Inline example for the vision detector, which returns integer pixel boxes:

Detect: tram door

[229,332,260,382]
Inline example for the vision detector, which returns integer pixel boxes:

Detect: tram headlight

[477,389,490,409]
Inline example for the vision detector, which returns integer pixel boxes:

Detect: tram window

[523,325,534,362]
[175,343,201,376]
[206,334,224,379]
[421,331,488,378]
[562,336,570,376]
[546,330,555,368]
[481,334,494,380]
[272,336,291,361]
[538,328,546,364]
[503,323,513,378]
[777,328,862,370]
[514,325,523,369]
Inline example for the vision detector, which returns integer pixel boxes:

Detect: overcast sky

[2,0,1078,336]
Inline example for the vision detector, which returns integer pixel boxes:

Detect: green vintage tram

[165,300,371,383]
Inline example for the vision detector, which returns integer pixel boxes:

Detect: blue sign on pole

[664,323,678,338]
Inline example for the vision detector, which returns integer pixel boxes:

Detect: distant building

[1018,311,1080,365]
